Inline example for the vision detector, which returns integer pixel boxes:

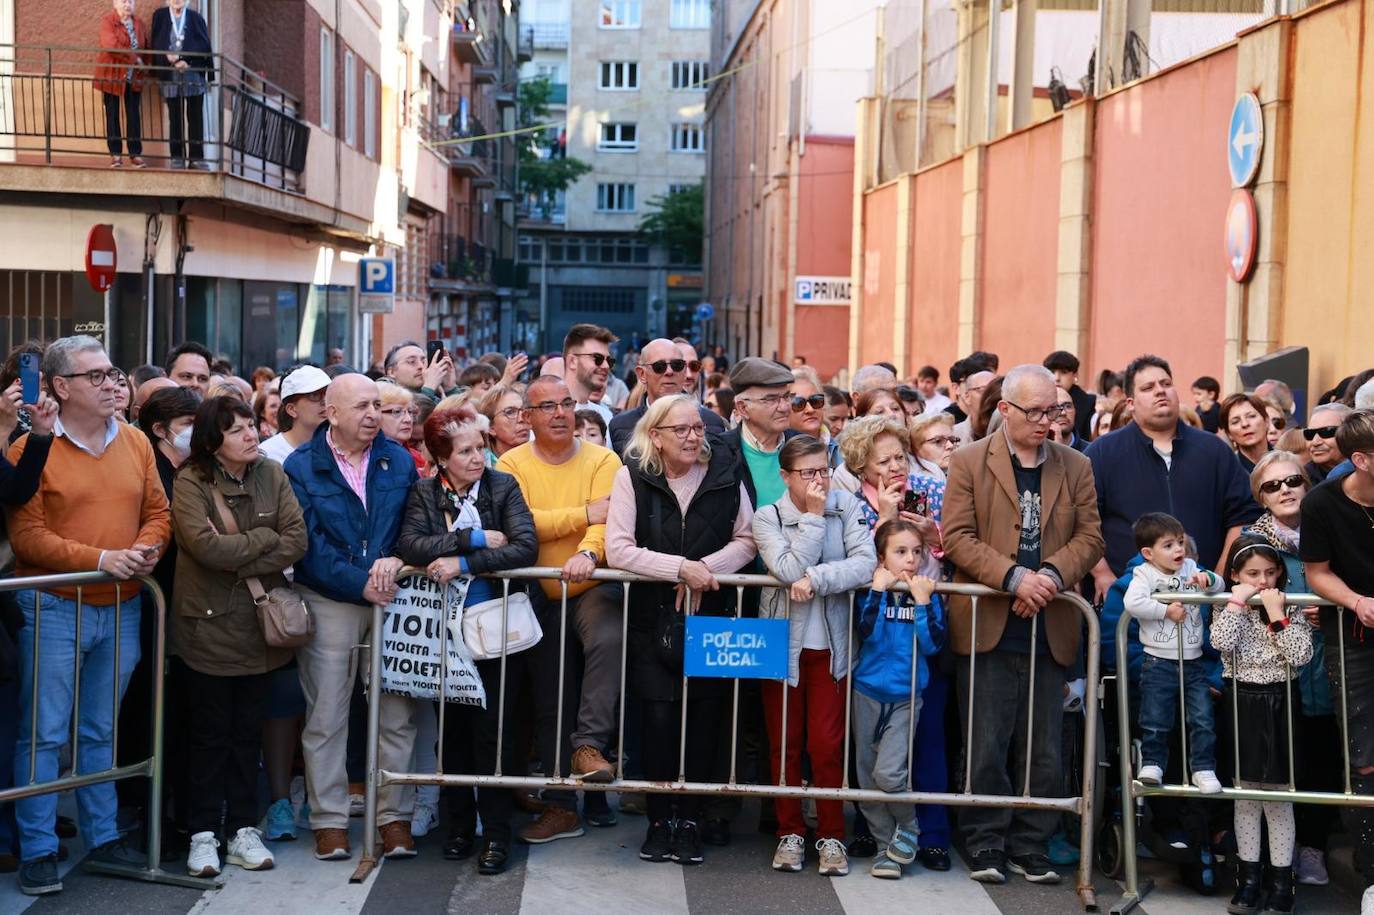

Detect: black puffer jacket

[395,467,537,574]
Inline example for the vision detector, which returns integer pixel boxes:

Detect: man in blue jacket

[285,373,418,862]
[1085,355,1259,600]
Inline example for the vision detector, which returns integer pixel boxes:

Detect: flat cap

[728,357,794,394]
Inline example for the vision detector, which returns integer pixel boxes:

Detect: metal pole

[1075,595,1101,910]
[964,595,979,793]
[354,600,385,882]
[1114,610,1146,913]
[494,579,511,774]
[984,0,1002,143]
[616,583,630,781]
[554,581,569,779]
[1022,613,1037,797]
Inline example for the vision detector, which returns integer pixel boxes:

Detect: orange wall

[979,119,1062,367]
[860,182,899,367]
[907,159,963,377]
[795,137,855,380]
[795,305,849,380]
[1088,47,1237,388]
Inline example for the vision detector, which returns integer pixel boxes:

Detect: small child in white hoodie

[1124,512,1225,793]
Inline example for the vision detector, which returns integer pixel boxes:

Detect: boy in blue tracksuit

[852,518,946,879]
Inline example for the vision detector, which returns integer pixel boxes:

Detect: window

[671,60,710,90]
[599,0,641,28]
[319,28,335,133]
[596,183,636,212]
[343,50,356,147]
[598,61,639,90]
[562,286,637,313]
[598,122,638,151]
[668,182,696,195]
[670,0,710,28]
[363,69,377,158]
[670,123,705,152]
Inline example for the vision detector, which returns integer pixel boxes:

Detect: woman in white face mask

[141,385,200,480]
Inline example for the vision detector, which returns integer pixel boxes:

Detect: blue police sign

[1227,93,1263,188]
[684,617,788,680]
[694,302,715,323]
[358,257,395,314]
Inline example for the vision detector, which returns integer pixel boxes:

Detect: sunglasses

[570,352,615,369]
[643,359,686,375]
[1269,415,1287,430]
[1258,474,1306,495]
[791,394,825,412]
[1303,425,1338,441]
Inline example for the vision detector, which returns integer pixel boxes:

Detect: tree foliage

[517,77,591,218]
[639,183,704,265]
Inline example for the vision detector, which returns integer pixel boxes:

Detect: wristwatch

[578,549,599,564]
[1267,617,1290,633]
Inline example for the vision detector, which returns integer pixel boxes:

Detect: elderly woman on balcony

[95,0,152,168]
[151,0,212,169]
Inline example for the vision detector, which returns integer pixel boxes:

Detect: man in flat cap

[723,357,799,509]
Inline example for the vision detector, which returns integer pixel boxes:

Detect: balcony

[428,231,495,291]
[517,27,534,63]
[0,44,348,232]
[451,22,488,65]
[526,21,569,49]
[472,63,498,85]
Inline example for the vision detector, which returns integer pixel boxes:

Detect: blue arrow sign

[1228,93,1263,188]
[695,302,715,323]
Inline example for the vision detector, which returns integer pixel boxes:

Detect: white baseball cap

[280,365,331,400]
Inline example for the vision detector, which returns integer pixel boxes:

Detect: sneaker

[847,833,878,859]
[583,792,618,828]
[227,827,274,870]
[640,819,673,862]
[411,804,439,838]
[1137,764,1164,786]
[379,821,417,859]
[773,834,805,872]
[886,825,919,865]
[1007,853,1061,884]
[1047,832,1081,865]
[187,831,221,877]
[86,839,145,870]
[870,856,902,879]
[1362,884,1374,915]
[671,820,704,865]
[571,745,615,783]
[262,798,297,841]
[1192,770,1223,794]
[519,806,584,844]
[18,854,62,896]
[1296,845,1329,886]
[969,848,1007,884]
[348,783,366,817]
[313,827,351,860]
[816,838,849,877]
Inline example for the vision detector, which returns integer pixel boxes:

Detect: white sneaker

[816,837,849,876]
[773,834,805,872]
[411,804,439,838]
[187,831,221,877]
[1296,846,1329,885]
[227,827,275,870]
[1191,770,1223,794]
[1362,884,1374,915]
[1137,764,1164,786]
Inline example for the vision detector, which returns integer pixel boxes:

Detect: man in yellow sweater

[498,375,623,844]
[7,336,171,897]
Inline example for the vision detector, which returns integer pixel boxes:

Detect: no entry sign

[85,224,117,293]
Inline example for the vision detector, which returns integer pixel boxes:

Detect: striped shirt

[327,429,369,509]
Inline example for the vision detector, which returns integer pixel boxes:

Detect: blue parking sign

[358,257,396,314]
[684,617,789,680]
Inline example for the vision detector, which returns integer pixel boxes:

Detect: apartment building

[515,0,709,353]
[0,0,518,372]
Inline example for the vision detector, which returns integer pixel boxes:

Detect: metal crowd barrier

[0,571,217,890]
[1110,592,1368,915]
[357,567,1102,909]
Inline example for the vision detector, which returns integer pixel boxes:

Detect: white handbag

[461,590,543,660]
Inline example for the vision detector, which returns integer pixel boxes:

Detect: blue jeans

[1138,653,1215,772]
[13,590,141,861]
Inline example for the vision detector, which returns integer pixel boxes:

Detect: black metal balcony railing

[429,231,494,286]
[0,43,309,192]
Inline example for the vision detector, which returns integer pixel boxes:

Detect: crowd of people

[1,327,1373,915]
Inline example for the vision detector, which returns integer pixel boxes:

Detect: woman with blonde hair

[476,384,529,466]
[378,379,426,473]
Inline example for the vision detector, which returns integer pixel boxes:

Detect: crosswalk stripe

[517,822,689,915]
[830,854,1004,915]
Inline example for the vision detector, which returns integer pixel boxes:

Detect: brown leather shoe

[313,828,351,860]
[571,745,615,783]
[379,821,417,859]
[518,806,584,844]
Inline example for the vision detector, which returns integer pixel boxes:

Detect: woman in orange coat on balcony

[94,0,151,168]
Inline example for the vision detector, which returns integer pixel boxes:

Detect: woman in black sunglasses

[1242,451,1342,887]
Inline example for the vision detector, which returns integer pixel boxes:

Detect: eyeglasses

[1005,401,1072,424]
[741,392,790,409]
[1303,425,1338,441]
[655,422,705,440]
[922,435,960,448]
[784,467,828,480]
[380,406,418,418]
[643,359,687,375]
[299,390,327,403]
[494,406,522,420]
[791,394,825,412]
[570,352,615,369]
[60,368,121,387]
[686,360,702,374]
[527,397,577,415]
[1258,474,1306,495]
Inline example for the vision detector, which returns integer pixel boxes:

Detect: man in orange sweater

[7,335,170,898]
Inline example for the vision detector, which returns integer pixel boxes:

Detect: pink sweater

[606,463,756,580]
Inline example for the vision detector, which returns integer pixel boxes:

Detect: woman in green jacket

[171,396,307,878]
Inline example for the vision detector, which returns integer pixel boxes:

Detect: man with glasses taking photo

[608,338,724,456]
[563,324,618,425]
[497,376,624,843]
